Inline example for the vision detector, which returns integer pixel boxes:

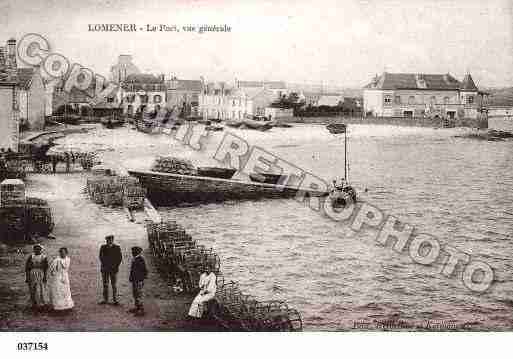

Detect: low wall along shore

[285,116,488,128]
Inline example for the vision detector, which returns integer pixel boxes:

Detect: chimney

[6,38,17,70]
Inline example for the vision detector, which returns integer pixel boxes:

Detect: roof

[16,68,34,90]
[364,72,471,91]
[460,73,478,91]
[237,80,287,89]
[125,73,163,84]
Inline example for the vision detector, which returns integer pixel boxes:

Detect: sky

[1,0,512,88]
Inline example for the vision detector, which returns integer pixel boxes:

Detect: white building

[120,74,166,115]
[200,82,278,120]
[363,72,486,119]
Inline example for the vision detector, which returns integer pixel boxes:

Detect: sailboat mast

[344,127,348,181]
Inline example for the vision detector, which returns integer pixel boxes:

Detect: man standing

[99,235,122,305]
[128,246,148,316]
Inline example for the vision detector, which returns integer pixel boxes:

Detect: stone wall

[286,115,488,128]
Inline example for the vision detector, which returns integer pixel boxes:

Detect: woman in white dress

[188,269,217,318]
[49,247,74,312]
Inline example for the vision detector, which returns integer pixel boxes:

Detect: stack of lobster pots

[0,179,54,242]
[151,156,196,175]
[146,220,220,292]
[145,218,302,331]
[212,279,303,331]
[0,160,29,181]
[0,179,26,207]
[86,172,146,209]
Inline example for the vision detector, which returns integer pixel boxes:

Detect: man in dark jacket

[99,235,122,305]
[128,246,148,316]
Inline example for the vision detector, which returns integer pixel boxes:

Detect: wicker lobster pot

[0,197,54,242]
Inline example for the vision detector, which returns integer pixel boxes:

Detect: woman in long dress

[188,269,217,318]
[25,244,49,310]
[48,247,74,312]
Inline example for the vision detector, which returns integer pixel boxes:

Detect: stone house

[363,72,486,119]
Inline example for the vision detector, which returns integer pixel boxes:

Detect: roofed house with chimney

[363,72,486,120]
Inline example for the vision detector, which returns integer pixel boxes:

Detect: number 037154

[17,342,49,351]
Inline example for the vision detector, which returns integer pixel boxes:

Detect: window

[467,96,474,104]
[394,96,401,104]
[140,95,148,104]
[384,95,392,105]
[232,99,236,106]
[153,95,162,103]
[408,96,415,105]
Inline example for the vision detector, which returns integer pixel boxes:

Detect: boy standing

[128,246,148,316]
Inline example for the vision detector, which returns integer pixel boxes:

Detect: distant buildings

[165,77,203,115]
[120,73,166,115]
[363,72,486,119]
[110,55,141,83]
[199,81,283,120]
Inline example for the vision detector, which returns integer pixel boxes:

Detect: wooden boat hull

[128,170,328,205]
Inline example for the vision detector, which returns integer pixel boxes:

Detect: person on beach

[48,247,74,313]
[128,246,148,316]
[99,235,122,305]
[25,244,49,311]
[188,267,217,318]
[64,152,71,173]
[50,155,59,174]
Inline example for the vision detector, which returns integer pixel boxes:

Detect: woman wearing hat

[25,244,49,311]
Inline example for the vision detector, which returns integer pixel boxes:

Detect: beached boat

[127,169,328,205]
[225,118,273,131]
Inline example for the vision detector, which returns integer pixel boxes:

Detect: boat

[325,122,358,208]
[127,169,329,205]
[225,118,273,131]
[197,167,237,179]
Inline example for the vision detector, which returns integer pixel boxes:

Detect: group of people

[99,235,148,316]
[25,245,74,313]
[25,234,219,321]
[25,235,148,317]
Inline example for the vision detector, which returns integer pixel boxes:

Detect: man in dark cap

[99,235,122,305]
[128,246,148,316]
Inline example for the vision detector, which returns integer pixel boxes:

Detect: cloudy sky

[1,0,512,87]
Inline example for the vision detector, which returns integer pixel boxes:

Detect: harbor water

[59,124,513,330]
